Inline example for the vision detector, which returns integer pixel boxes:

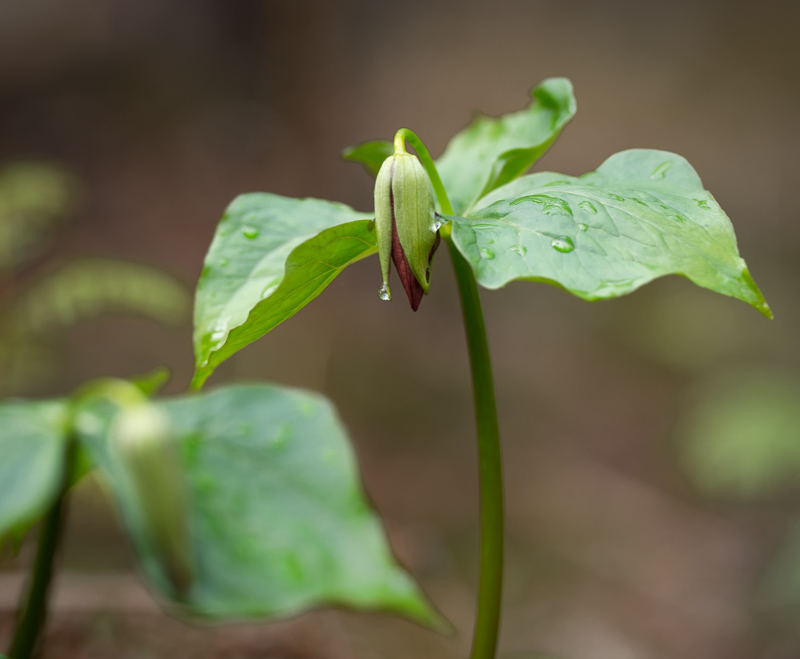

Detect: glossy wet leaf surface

[449,149,770,316]
[435,77,577,215]
[0,400,68,537]
[193,194,376,387]
[74,384,438,625]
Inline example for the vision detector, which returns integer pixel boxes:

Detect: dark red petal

[391,218,424,311]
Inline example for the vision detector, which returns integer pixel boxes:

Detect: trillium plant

[0,78,771,659]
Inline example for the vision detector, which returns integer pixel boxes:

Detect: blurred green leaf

[0,399,69,538]
[678,369,800,500]
[342,140,394,176]
[193,194,376,388]
[0,162,77,270]
[74,383,440,625]
[448,149,770,316]
[129,367,172,397]
[10,258,189,335]
[436,78,577,215]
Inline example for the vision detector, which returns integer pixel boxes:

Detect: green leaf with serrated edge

[0,400,69,538]
[448,149,770,317]
[342,140,394,177]
[73,383,441,626]
[436,77,577,215]
[193,194,376,388]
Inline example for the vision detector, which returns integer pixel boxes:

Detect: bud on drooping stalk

[110,402,194,597]
[374,145,440,311]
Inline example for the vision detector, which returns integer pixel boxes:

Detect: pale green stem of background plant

[395,129,505,659]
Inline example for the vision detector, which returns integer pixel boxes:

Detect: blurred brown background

[2,0,800,657]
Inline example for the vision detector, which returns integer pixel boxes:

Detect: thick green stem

[447,239,504,659]
[9,443,73,659]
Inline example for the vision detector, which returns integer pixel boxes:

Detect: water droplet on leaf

[578,223,588,232]
[510,194,573,217]
[578,201,597,214]
[695,199,711,210]
[480,248,495,260]
[510,244,527,256]
[608,193,625,202]
[550,237,575,253]
[241,226,259,239]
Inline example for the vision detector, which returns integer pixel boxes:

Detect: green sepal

[373,152,438,299]
[374,156,394,299]
[392,153,438,292]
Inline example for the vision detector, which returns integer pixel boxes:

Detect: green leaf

[193,194,376,388]
[0,399,69,538]
[677,369,800,500]
[73,383,440,625]
[436,78,577,215]
[342,140,394,176]
[449,149,771,317]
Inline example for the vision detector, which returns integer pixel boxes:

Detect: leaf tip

[740,267,773,319]
[190,370,209,391]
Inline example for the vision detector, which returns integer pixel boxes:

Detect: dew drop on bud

[378,283,391,301]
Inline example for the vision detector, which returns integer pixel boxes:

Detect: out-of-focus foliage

[0,162,76,270]
[0,379,440,628]
[0,161,189,395]
[677,366,800,630]
[0,400,70,539]
[678,368,800,501]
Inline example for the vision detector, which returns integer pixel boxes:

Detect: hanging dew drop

[378,283,391,301]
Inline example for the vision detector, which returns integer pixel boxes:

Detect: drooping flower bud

[374,149,440,311]
[110,402,194,597]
